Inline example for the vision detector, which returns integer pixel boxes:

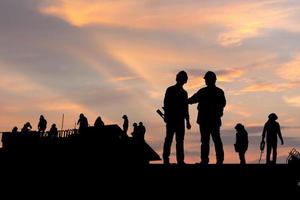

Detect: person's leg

[200,125,210,164]
[266,143,271,164]
[211,126,224,164]
[163,123,175,164]
[239,152,246,165]
[272,142,277,164]
[175,122,185,164]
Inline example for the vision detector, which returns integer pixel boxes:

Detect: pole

[61,113,64,130]
[259,141,265,164]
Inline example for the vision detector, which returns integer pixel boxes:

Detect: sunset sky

[1,0,300,163]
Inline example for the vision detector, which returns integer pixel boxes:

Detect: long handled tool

[259,140,265,164]
[156,108,165,121]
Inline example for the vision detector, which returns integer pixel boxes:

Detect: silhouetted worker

[77,113,88,134]
[49,123,58,139]
[137,122,146,141]
[12,126,18,134]
[38,115,47,136]
[163,71,191,165]
[94,116,105,129]
[131,123,138,138]
[122,115,129,135]
[188,71,226,165]
[21,122,32,133]
[234,123,248,165]
[261,113,284,164]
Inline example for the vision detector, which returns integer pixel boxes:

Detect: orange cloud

[277,54,300,81]
[0,70,45,94]
[241,82,298,93]
[40,0,300,46]
[284,95,300,107]
[226,104,252,118]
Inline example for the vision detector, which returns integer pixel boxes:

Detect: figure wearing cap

[188,71,226,164]
[261,113,284,164]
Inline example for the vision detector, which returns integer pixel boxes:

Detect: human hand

[187,121,191,130]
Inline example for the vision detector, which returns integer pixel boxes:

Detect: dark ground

[0,159,299,197]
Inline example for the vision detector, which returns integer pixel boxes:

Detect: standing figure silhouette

[261,113,284,164]
[163,71,191,165]
[188,71,226,165]
[234,123,248,165]
[77,113,88,134]
[122,115,129,135]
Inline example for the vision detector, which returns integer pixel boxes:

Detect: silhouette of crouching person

[163,71,191,165]
[49,124,58,139]
[21,122,32,134]
[234,123,248,165]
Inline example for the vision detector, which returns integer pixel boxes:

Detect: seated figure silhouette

[188,71,226,165]
[163,71,191,165]
[12,126,18,134]
[49,123,58,139]
[234,123,248,165]
[261,113,284,164]
[21,122,32,133]
[77,113,88,134]
[38,115,47,136]
[94,116,105,129]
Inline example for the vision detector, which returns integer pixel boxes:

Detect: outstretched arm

[188,92,199,104]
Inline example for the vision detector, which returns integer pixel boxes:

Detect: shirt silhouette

[188,71,226,164]
[163,71,191,165]
[261,113,284,164]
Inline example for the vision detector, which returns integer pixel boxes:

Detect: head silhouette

[235,123,245,132]
[176,71,188,86]
[40,115,44,120]
[268,113,278,121]
[51,124,57,128]
[80,113,84,118]
[12,126,18,132]
[122,115,128,119]
[204,71,217,87]
[133,123,137,127]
